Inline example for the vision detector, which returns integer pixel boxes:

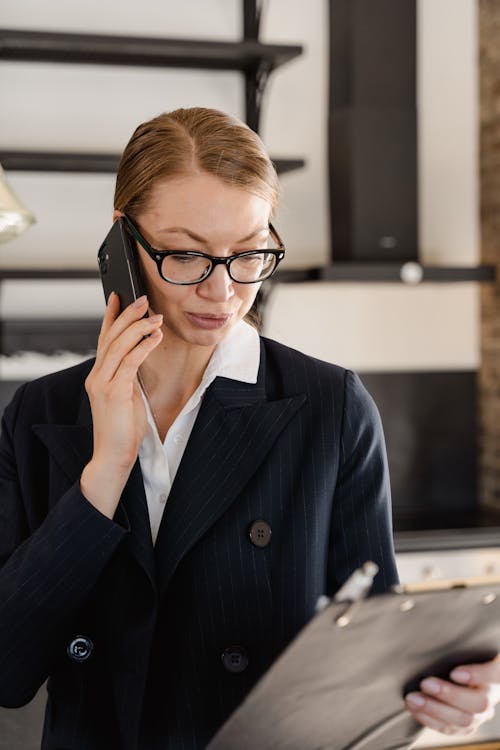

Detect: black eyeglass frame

[123,214,285,285]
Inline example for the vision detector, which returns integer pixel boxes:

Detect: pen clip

[334,561,379,627]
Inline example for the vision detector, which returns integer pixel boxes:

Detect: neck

[138,332,216,440]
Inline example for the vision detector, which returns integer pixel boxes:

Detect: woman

[0,107,498,749]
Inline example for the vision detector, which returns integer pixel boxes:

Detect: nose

[197,263,234,302]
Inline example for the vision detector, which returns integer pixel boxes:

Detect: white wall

[0,0,480,372]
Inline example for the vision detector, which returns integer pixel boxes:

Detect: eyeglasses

[123,214,285,285]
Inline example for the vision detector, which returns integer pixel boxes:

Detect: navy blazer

[0,336,398,749]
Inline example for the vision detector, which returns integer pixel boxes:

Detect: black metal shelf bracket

[245,61,273,133]
[244,0,263,40]
[244,0,264,130]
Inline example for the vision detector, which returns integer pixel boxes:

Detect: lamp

[0,164,35,242]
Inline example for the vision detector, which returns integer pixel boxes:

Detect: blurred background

[0,0,499,747]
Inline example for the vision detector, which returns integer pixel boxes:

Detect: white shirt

[138,320,261,545]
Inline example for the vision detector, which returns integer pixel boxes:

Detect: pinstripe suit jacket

[0,336,398,749]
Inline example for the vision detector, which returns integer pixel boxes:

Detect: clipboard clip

[333,561,379,628]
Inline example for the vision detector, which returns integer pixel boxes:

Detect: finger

[418,676,491,715]
[99,291,121,339]
[97,313,163,383]
[450,655,500,688]
[408,707,474,736]
[405,691,477,731]
[96,294,149,362]
[111,327,163,386]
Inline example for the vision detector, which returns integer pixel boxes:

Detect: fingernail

[421,677,441,695]
[150,329,162,339]
[450,668,471,683]
[406,692,426,708]
[134,295,147,308]
[149,314,163,323]
[107,291,115,304]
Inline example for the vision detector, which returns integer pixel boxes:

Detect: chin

[191,328,232,346]
[176,323,236,348]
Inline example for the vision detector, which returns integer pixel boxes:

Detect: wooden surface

[426,744,500,750]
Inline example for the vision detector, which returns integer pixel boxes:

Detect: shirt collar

[204,318,260,386]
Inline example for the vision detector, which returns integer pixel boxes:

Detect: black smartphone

[97,217,147,313]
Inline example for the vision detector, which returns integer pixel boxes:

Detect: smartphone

[97,217,147,313]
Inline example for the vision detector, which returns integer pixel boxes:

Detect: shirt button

[159,493,168,504]
[248,520,272,548]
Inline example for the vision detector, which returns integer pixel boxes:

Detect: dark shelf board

[0,28,302,71]
[0,269,98,280]
[0,150,305,176]
[0,318,99,356]
[395,526,500,553]
[275,263,497,284]
[273,158,305,175]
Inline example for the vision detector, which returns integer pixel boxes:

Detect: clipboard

[208,576,500,750]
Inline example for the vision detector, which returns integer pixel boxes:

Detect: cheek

[239,284,260,311]
[139,259,158,295]
[140,265,185,311]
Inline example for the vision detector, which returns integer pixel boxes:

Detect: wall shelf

[395,526,500,552]
[0,263,494,284]
[0,23,304,132]
[0,150,305,176]
[275,263,496,284]
[0,28,302,72]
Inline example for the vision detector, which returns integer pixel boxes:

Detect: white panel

[0,173,115,268]
[0,64,242,152]
[417,0,479,264]
[264,284,480,372]
[261,0,329,266]
[0,280,104,318]
[0,0,240,39]
[0,352,90,380]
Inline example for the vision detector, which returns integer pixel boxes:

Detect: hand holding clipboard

[208,565,500,750]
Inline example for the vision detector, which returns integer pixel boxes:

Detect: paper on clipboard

[208,578,500,750]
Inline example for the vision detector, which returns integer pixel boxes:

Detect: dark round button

[248,520,272,548]
[67,636,93,662]
[222,646,248,673]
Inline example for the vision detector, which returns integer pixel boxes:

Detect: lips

[185,312,234,330]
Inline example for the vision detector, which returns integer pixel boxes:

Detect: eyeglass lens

[161,252,278,283]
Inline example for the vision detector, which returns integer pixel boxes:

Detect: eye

[236,253,262,264]
[169,254,199,264]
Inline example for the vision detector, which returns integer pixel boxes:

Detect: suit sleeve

[327,370,399,596]
[0,386,128,708]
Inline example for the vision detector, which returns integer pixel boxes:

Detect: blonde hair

[114,107,279,218]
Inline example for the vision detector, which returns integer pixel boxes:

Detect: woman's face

[119,172,272,349]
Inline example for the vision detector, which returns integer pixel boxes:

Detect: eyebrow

[156,225,269,243]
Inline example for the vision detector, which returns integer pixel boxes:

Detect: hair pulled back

[114,107,279,218]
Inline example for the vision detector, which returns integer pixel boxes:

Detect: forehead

[139,172,271,236]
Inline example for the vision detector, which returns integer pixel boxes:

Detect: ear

[112,209,124,222]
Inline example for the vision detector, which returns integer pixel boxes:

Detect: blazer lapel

[32,389,156,587]
[155,345,306,597]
